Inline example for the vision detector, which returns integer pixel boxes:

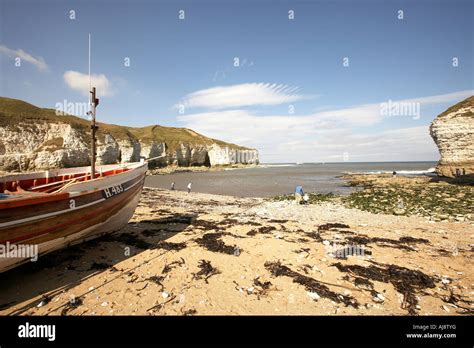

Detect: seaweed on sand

[344,234,430,252]
[264,261,359,308]
[141,215,194,225]
[195,233,241,255]
[304,232,323,242]
[193,260,220,283]
[254,278,272,290]
[318,223,350,232]
[332,261,437,314]
[398,236,430,244]
[192,219,222,231]
[145,275,166,291]
[442,288,474,314]
[162,258,185,274]
[247,226,276,236]
[156,241,187,251]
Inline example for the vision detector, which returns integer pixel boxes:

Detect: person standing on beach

[295,185,304,204]
[187,182,192,194]
[171,182,175,190]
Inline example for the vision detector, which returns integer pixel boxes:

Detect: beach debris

[162,258,185,274]
[333,261,437,314]
[101,301,108,307]
[264,261,359,308]
[442,305,450,312]
[193,260,221,283]
[162,292,170,299]
[195,232,241,255]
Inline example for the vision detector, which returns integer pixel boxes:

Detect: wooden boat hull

[0,162,147,273]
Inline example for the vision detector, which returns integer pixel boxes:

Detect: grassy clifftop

[436,96,474,119]
[0,96,250,151]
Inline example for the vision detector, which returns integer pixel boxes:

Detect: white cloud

[176,82,314,109]
[0,44,48,71]
[63,70,114,97]
[177,90,472,162]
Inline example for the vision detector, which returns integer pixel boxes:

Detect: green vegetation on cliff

[0,97,251,153]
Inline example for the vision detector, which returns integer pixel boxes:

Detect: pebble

[162,292,169,299]
[322,240,331,246]
[101,302,108,307]
[306,292,320,301]
[442,305,450,312]
[373,293,385,303]
[441,278,450,285]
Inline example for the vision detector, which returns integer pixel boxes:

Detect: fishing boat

[0,161,148,272]
[0,35,150,272]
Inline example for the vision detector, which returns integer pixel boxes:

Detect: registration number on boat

[103,184,124,199]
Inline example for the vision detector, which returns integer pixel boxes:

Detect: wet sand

[0,181,472,316]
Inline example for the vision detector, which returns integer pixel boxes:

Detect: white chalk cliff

[0,97,259,171]
[430,96,474,178]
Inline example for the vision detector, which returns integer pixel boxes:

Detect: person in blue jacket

[295,185,304,204]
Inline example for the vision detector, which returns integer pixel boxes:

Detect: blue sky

[0,0,472,162]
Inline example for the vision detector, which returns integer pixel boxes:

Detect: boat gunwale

[0,162,147,210]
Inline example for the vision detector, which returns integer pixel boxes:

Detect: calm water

[144,162,437,198]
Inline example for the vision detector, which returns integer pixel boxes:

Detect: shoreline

[0,175,472,316]
[147,163,259,175]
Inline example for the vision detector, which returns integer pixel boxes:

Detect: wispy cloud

[176,82,315,110]
[177,90,472,162]
[63,70,114,97]
[0,44,48,71]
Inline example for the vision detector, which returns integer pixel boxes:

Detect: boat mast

[88,34,99,179]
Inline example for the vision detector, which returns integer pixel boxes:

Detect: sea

[144,162,438,198]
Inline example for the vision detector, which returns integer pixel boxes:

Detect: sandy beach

[0,175,472,316]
